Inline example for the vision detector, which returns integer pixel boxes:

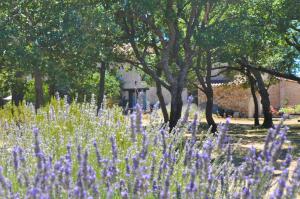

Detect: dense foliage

[0,98,299,198]
[0,0,299,129]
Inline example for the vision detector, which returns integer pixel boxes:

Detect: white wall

[147,87,188,105]
[247,95,263,118]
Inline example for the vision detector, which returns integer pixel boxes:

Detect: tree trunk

[247,70,260,126]
[205,88,217,133]
[97,62,106,114]
[34,67,44,111]
[205,50,217,133]
[11,71,25,106]
[156,81,169,124]
[0,98,4,108]
[152,43,169,123]
[252,70,272,128]
[169,86,183,129]
[250,82,260,126]
[48,81,56,98]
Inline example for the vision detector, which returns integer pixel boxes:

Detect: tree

[97,62,106,113]
[111,0,237,129]
[194,50,217,133]
[191,0,243,132]
[0,1,63,109]
[209,0,300,128]
[246,69,260,126]
[1,1,119,112]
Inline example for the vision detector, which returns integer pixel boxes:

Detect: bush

[280,105,300,114]
[295,105,300,113]
[0,99,299,198]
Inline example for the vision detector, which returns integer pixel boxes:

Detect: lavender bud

[176,182,181,199]
[135,104,143,133]
[130,114,136,142]
[12,146,19,171]
[110,136,118,162]
[125,157,130,177]
[93,140,102,167]
[77,145,82,163]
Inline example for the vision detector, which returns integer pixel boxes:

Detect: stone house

[118,68,188,110]
[198,76,300,118]
[268,78,300,109]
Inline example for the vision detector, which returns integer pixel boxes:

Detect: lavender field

[0,97,299,199]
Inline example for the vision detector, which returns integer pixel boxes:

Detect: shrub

[280,106,295,114]
[295,105,300,114]
[0,98,299,198]
[280,105,300,114]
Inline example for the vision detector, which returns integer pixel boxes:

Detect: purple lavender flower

[241,187,250,198]
[282,152,292,168]
[132,155,139,171]
[77,145,82,164]
[191,113,198,140]
[92,184,99,198]
[33,127,44,170]
[152,179,158,193]
[272,168,288,199]
[286,158,300,198]
[12,146,19,171]
[183,143,192,166]
[93,140,102,167]
[150,153,156,181]
[130,114,137,142]
[139,131,149,160]
[176,182,181,199]
[186,170,197,194]
[135,103,143,134]
[161,169,172,199]
[133,178,141,197]
[26,187,40,198]
[226,117,231,124]
[216,122,229,150]
[160,129,167,155]
[121,190,129,199]
[182,96,193,124]
[110,135,118,163]
[125,157,131,177]
[0,166,9,192]
[119,179,129,199]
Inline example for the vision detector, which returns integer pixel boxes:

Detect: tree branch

[237,59,300,84]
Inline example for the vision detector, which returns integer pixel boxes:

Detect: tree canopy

[0,0,299,129]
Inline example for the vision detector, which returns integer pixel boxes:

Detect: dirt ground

[216,116,300,194]
[214,115,300,126]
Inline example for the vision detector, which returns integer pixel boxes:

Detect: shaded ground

[204,116,300,187]
[213,116,300,158]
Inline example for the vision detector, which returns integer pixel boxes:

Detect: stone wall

[198,77,300,117]
[198,85,254,117]
[268,82,280,108]
[269,79,300,108]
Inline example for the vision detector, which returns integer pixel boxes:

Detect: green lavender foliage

[0,97,299,198]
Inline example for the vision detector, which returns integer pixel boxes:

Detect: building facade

[198,77,300,118]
